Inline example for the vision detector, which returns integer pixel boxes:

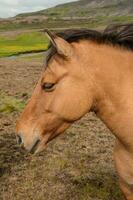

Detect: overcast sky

[0,0,77,18]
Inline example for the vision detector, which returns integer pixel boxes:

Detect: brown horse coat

[16,24,133,200]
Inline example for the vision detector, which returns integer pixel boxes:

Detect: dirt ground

[0,57,124,200]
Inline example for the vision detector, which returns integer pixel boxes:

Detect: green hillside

[0,0,133,31]
[18,0,133,18]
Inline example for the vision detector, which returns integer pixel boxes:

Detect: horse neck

[78,40,133,149]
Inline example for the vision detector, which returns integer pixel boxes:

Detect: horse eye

[42,83,55,92]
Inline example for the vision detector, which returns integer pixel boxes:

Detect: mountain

[0,0,133,31]
[17,0,133,18]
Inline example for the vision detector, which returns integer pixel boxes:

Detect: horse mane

[45,24,133,65]
[56,24,133,51]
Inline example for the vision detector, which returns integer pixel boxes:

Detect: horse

[16,24,133,200]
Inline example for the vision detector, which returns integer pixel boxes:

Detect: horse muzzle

[16,132,50,154]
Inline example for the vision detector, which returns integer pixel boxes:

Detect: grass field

[0,15,132,32]
[0,14,132,58]
[0,31,50,57]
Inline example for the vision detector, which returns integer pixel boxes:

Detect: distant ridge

[0,0,133,31]
[16,0,133,18]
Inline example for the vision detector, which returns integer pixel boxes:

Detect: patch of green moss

[0,92,26,113]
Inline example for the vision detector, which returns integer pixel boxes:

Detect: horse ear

[45,29,73,58]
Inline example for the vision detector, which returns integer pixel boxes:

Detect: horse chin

[29,123,71,154]
[32,133,52,154]
[34,142,47,154]
[33,131,63,154]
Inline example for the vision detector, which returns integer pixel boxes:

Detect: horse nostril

[16,135,23,145]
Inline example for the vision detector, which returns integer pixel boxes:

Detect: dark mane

[45,24,133,65]
[56,24,133,51]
